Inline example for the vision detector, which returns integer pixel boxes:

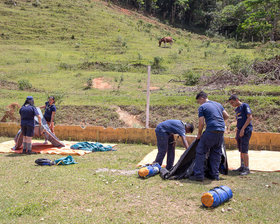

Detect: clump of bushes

[183,70,200,86]
[228,55,251,76]
[18,79,32,90]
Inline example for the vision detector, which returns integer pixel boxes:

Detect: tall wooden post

[145,66,151,128]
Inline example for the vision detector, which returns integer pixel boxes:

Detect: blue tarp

[70,142,115,152]
[55,155,77,165]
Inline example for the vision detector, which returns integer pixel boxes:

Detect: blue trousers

[154,132,175,170]
[193,131,224,179]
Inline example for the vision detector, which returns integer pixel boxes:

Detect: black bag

[35,158,55,166]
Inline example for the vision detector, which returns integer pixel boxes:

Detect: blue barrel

[138,163,161,178]
[201,185,233,208]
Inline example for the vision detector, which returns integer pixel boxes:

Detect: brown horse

[159,37,173,47]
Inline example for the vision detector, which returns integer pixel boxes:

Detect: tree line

[112,0,280,42]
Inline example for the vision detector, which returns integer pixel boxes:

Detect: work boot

[240,167,250,176]
[205,173,219,181]
[233,166,244,172]
[189,175,204,182]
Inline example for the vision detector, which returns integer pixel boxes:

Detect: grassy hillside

[0,0,279,132]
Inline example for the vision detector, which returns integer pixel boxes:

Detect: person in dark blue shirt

[153,120,194,170]
[229,94,253,175]
[40,96,56,144]
[189,91,229,181]
[19,96,41,154]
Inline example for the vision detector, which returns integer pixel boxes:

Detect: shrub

[228,55,250,75]
[85,77,92,90]
[137,53,143,60]
[152,56,163,69]
[183,71,200,86]
[18,79,32,90]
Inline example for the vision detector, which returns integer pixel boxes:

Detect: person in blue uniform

[40,96,56,144]
[228,94,253,175]
[153,120,194,170]
[189,91,229,181]
[19,96,41,154]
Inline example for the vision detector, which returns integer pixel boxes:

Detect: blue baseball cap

[26,96,33,100]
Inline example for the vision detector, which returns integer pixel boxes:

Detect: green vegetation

[118,0,280,42]
[0,137,279,223]
[0,0,279,133]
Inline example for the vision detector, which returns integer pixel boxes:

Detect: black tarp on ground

[160,139,228,180]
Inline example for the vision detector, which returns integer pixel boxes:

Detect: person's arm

[181,136,189,149]
[239,114,253,137]
[197,116,205,139]
[222,110,229,121]
[39,105,46,109]
[50,111,56,128]
[37,115,42,126]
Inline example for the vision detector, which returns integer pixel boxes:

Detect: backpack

[35,158,55,166]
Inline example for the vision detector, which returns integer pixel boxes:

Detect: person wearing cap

[19,96,41,154]
[189,91,229,181]
[153,120,194,170]
[228,94,253,175]
[40,96,56,144]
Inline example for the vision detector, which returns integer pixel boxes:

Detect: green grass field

[0,137,280,224]
[0,0,279,132]
[1,1,280,223]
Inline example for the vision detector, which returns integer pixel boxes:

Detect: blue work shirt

[44,102,56,122]
[235,103,253,131]
[19,105,39,127]
[155,120,186,136]
[198,100,225,132]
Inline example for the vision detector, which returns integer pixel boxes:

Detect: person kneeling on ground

[40,96,56,144]
[228,94,253,176]
[19,96,41,154]
[153,120,194,170]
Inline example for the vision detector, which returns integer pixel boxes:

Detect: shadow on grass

[226,170,240,176]
[5,153,31,157]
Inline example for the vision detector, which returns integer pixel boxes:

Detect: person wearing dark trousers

[40,96,56,144]
[228,94,253,175]
[189,91,229,181]
[19,96,41,154]
[153,120,194,170]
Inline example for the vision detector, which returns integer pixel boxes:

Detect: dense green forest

[114,0,280,42]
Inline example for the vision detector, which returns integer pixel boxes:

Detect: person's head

[23,96,34,106]
[48,96,55,105]
[185,123,194,134]
[196,91,208,105]
[228,94,241,107]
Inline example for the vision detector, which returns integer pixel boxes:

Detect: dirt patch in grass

[92,77,112,90]
[55,105,124,127]
[0,80,18,90]
[149,86,160,91]
[115,106,144,128]
[95,168,137,176]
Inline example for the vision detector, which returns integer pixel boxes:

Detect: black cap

[228,94,239,101]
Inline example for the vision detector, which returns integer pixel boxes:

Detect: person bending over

[153,120,194,170]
